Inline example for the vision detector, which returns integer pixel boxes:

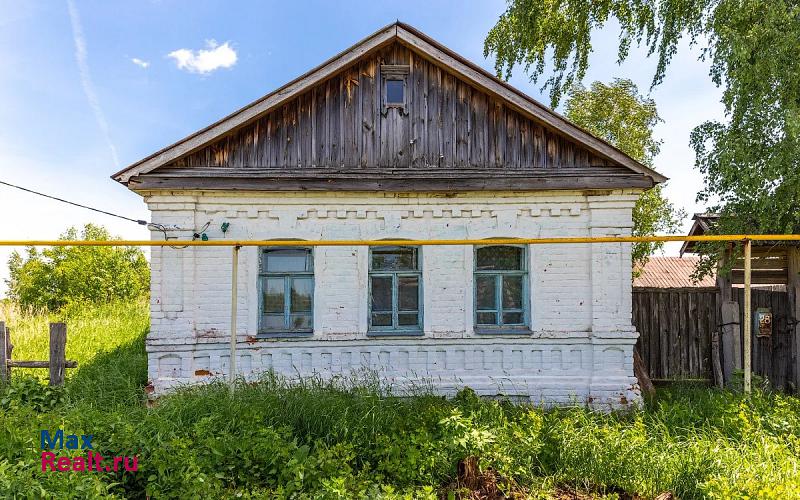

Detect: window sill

[366,330,424,338]
[256,331,314,340]
[474,327,532,336]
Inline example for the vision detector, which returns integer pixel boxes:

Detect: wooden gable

[115,23,665,192]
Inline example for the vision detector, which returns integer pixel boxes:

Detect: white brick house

[113,23,665,407]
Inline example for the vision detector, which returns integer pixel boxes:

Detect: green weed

[1,300,799,498]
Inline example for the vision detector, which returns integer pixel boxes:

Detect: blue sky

[0,1,723,296]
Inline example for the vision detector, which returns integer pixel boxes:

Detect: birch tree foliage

[485,0,800,237]
[564,79,684,268]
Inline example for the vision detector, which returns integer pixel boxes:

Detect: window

[259,248,313,336]
[369,246,422,334]
[385,79,404,104]
[381,64,409,112]
[474,245,529,331]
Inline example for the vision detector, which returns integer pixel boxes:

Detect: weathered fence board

[0,322,10,383]
[49,323,67,386]
[733,288,792,390]
[720,300,740,383]
[0,322,76,386]
[633,288,718,381]
[7,361,78,369]
[634,286,794,391]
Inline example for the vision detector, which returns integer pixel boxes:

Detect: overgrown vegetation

[6,224,149,311]
[485,0,800,272]
[1,300,799,499]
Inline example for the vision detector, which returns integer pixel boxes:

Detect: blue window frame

[258,247,314,337]
[474,245,529,332]
[368,246,422,335]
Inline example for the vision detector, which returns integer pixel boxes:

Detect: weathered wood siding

[169,43,612,171]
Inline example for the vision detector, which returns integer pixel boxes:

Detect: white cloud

[66,0,119,167]
[167,40,237,74]
[131,57,150,69]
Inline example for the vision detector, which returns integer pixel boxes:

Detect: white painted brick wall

[142,189,642,408]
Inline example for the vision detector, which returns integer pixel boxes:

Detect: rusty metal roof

[633,256,716,288]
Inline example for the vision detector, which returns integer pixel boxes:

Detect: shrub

[0,377,65,412]
[6,224,149,311]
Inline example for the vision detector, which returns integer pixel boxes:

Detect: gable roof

[112,22,667,186]
[680,213,720,256]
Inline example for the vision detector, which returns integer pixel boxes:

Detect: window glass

[475,275,496,310]
[474,246,527,328]
[371,276,393,312]
[291,314,312,330]
[290,278,313,312]
[386,79,404,104]
[371,313,392,327]
[263,278,284,313]
[264,248,312,272]
[502,275,523,309]
[477,312,497,325]
[476,246,523,271]
[369,247,421,332]
[259,247,314,334]
[398,313,418,326]
[371,247,417,271]
[503,312,523,324]
[398,276,419,311]
[263,314,284,330]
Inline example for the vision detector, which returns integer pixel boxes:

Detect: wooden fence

[632,287,793,390]
[735,287,793,390]
[632,288,718,382]
[0,322,77,386]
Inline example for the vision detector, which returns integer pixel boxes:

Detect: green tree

[485,0,800,239]
[564,79,684,268]
[6,224,150,311]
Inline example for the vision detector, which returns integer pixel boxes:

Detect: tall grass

[1,300,799,498]
[0,299,148,372]
[0,299,148,406]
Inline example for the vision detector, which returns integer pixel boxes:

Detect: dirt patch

[441,458,675,500]
[551,485,674,500]
[440,456,527,499]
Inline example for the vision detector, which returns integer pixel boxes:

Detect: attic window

[386,79,404,104]
[381,64,409,112]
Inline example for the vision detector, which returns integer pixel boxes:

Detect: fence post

[0,321,6,383]
[6,326,11,381]
[49,323,67,386]
[717,247,739,386]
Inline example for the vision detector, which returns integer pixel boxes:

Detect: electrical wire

[149,221,212,249]
[0,178,212,250]
[0,179,148,226]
